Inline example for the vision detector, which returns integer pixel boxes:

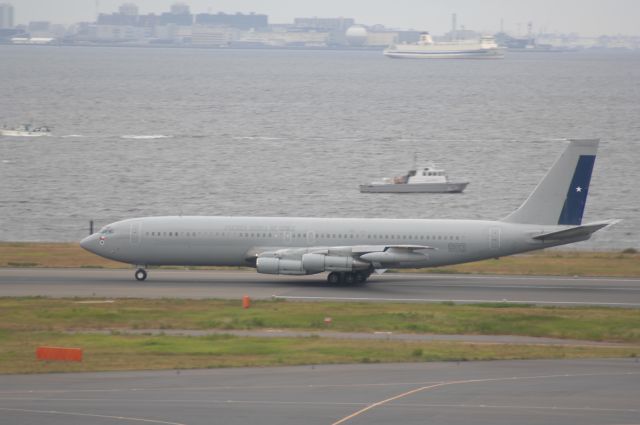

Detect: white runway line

[273,295,640,307]
[331,371,640,425]
[0,407,185,425]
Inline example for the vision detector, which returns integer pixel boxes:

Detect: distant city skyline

[7,0,640,36]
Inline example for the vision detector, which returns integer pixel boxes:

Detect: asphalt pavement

[1,268,639,307]
[1,359,638,425]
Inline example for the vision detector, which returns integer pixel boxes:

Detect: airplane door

[130,222,141,244]
[490,227,501,250]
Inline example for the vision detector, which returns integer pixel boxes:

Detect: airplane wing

[532,220,619,241]
[249,244,435,274]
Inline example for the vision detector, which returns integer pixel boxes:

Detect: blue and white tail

[502,139,598,225]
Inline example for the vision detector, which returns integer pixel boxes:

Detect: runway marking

[2,397,639,414]
[374,282,640,291]
[5,371,636,397]
[386,402,640,413]
[274,295,640,307]
[330,371,640,425]
[334,383,448,425]
[0,380,447,395]
[0,407,185,424]
[394,274,640,283]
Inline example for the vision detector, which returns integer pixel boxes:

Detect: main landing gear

[327,271,371,285]
[135,268,147,281]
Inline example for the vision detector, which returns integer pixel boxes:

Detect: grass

[1,331,638,374]
[1,297,639,374]
[2,298,640,343]
[1,242,639,277]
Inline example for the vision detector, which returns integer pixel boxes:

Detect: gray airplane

[81,139,614,284]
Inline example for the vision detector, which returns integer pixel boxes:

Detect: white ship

[0,124,51,137]
[359,163,468,193]
[384,32,504,59]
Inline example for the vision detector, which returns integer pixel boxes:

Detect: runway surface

[1,359,639,425]
[1,268,640,307]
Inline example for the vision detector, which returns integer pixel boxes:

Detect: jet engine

[256,257,306,275]
[256,254,370,275]
[301,253,369,273]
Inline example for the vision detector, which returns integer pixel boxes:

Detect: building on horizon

[293,17,354,31]
[119,3,138,16]
[159,11,193,26]
[293,17,356,46]
[170,3,190,15]
[28,21,50,34]
[0,3,14,29]
[191,25,236,46]
[195,12,268,30]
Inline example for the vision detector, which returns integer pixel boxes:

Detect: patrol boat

[360,163,468,193]
[0,124,51,137]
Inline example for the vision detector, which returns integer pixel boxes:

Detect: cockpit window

[99,227,114,235]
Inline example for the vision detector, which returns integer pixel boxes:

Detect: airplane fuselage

[85,216,584,268]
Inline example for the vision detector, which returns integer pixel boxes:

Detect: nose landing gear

[135,268,147,281]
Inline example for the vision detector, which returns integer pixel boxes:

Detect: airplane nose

[80,234,96,253]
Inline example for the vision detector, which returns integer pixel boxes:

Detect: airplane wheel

[343,272,355,285]
[327,272,341,285]
[135,269,147,281]
[354,271,367,284]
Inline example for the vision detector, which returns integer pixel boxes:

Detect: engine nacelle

[301,253,369,273]
[256,257,306,275]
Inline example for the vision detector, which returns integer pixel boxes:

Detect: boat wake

[120,135,172,140]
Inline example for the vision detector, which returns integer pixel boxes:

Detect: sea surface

[0,45,638,250]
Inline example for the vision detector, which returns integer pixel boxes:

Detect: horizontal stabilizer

[532,220,618,241]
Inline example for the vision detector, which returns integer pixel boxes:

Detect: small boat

[0,124,51,137]
[360,163,468,193]
[384,32,503,59]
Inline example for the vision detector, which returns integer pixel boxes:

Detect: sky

[7,0,640,36]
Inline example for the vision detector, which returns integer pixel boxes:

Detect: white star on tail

[576,186,582,192]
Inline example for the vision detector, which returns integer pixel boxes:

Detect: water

[0,46,638,249]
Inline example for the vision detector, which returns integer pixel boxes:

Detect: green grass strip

[1,330,638,374]
[2,298,640,343]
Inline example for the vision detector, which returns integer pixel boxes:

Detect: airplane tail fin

[502,139,599,225]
